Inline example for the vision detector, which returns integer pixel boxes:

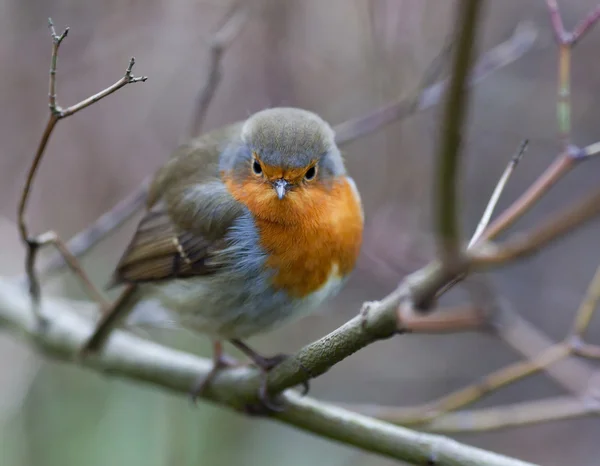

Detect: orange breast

[224,175,363,298]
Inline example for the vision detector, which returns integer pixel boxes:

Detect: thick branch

[0,280,536,466]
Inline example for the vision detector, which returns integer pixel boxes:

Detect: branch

[0,280,536,466]
[188,1,250,137]
[469,140,528,247]
[38,179,150,278]
[35,21,538,279]
[414,396,593,433]
[434,0,483,265]
[17,19,146,314]
[546,1,600,45]
[334,21,536,145]
[470,185,600,267]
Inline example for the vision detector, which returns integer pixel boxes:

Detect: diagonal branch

[469,186,600,267]
[0,279,536,466]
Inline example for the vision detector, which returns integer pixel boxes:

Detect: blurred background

[1,0,600,465]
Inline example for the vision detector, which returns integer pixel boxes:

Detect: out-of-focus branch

[470,186,600,267]
[37,21,538,280]
[0,280,536,466]
[546,0,600,45]
[440,140,599,301]
[17,19,146,318]
[38,179,150,277]
[418,396,594,433]
[570,264,600,340]
[189,0,250,138]
[334,21,536,145]
[434,0,483,265]
[350,246,600,432]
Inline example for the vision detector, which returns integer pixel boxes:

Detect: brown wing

[110,201,227,286]
[111,120,246,287]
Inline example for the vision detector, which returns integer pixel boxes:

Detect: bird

[81,107,364,410]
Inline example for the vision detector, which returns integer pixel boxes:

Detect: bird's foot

[189,343,239,403]
[229,340,312,414]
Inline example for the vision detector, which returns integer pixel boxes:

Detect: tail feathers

[81,284,138,355]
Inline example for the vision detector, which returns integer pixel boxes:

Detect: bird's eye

[304,166,317,181]
[252,159,263,176]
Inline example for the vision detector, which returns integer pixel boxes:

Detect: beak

[272,179,290,200]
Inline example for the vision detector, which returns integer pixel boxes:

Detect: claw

[229,340,313,412]
[189,340,237,403]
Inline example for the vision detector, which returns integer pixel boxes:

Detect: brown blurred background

[1,1,600,465]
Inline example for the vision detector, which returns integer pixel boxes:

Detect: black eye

[305,166,316,180]
[252,160,263,175]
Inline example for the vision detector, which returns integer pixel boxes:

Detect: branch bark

[0,279,536,466]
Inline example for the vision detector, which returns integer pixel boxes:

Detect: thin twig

[572,4,600,44]
[435,140,529,298]
[556,41,571,147]
[545,1,566,42]
[396,303,484,333]
[570,265,600,336]
[17,18,146,318]
[189,1,250,137]
[476,152,577,243]
[470,186,600,267]
[434,0,484,265]
[583,141,600,156]
[347,343,570,427]
[418,396,593,433]
[469,140,528,247]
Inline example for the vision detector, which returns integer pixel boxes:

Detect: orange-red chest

[225,176,363,298]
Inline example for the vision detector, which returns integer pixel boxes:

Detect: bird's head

[221,107,346,224]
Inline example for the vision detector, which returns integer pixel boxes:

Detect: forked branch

[17,19,146,320]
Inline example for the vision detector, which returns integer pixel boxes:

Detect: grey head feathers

[219,107,345,179]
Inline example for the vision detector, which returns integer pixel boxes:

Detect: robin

[81,107,364,409]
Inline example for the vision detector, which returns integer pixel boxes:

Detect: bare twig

[417,396,594,433]
[189,1,250,137]
[570,265,600,336]
[476,152,576,244]
[469,140,528,247]
[572,4,600,44]
[397,303,485,334]
[434,0,483,265]
[470,186,600,267]
[17,19,146,319]
[546,1,600,45]
[583,141,600,157]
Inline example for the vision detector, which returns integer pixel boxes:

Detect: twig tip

[512,139,529,164]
